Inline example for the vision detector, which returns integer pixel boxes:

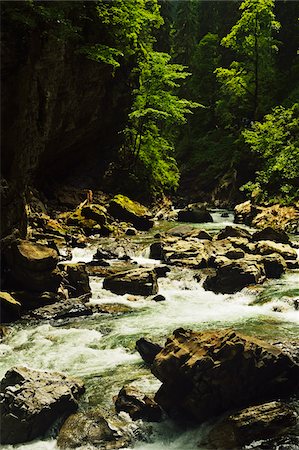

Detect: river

[1,211,298,449]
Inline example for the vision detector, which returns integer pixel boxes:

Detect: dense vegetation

[2,0,298,203]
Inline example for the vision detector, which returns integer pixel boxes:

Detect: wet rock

[208,401,298,449]
[203,258,264,294]
[221,212,229,218]
[235,201,299,234]
[166,225,194,237]
[262,253,287,278]
[252,226,290,244]
[103,268,158,296]
[3,239,62,292]
[0,366,84,445]
[94,248,117,260]
[149,242,164,260]
[216,225,251,240]
[57,408,130,449]
[94,303,132,315]
[108,195,154,231]
[193,229,212,241]
[153,265,170,278]
[0,291,21,322]
[286,260,299,269]
[114,385,162,422]
[136,338,162,365]
[148,294,166,302]
[63,263,91,297]
[9,239,58,271]
[255,240,297,260]
[178,206,213,223]
[12,290,63,310]
[152,328,299,422]
[24,296,93,321]
[125,227,137,236]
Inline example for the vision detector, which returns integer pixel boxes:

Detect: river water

[1,211,299,449]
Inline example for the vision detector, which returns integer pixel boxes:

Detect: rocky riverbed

[1,193,299,449]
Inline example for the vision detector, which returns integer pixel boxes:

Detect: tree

[215,0,280,123]
[241,103,299,204]
[119,51,200,195]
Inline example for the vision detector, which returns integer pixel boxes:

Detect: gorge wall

[1,12,131,239]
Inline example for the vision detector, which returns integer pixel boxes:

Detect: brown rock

[57,408,130,449]
[0,291,21,322]
[209,401,298,449]
[252,226,290,244]
[63,263,91,297]
[103,268,158,296]
[136,337,162,364]
[114,385,162,422]
[152,328,299,422]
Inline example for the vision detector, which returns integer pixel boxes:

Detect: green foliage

[242,103,299,204]
[120,51,200,196]
[215,0,280,123]
[79,44,124,70]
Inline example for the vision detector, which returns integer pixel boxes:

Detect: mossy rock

[108,195,153,231]
[63,204,111,235]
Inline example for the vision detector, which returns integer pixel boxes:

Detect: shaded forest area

[1,0,299,207]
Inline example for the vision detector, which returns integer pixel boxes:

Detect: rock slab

[103,268,158,296]
[152,328,299,422]
[209,401,298,449]
[0,366,84,444]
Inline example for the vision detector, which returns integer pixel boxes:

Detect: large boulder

[103,268,158,296]
[3,239,62,292]
[178,206,213,223]
[255,240,297,260]
[63,203,111,236]
[114,385,162,422]
[209,401,298,449]
[262,253,287,278]
[203,258,264,294]
[0,291,21,322]
[0,366,84,445]
[216,225,251,240]
[57,408,130,449]
[252,226,290,244]
[166,225,195,237]
[62,263,91,297]
[9,239,58,271]
[108,195,154,231]
[151,328,299,422]
[136,338,163,365]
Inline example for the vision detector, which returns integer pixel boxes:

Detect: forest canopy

[2,0,299,203]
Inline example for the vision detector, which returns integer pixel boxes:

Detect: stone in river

[151,328,299,422]
[0,366,84,445]
[103,268,158,296]
[208,401,298,449]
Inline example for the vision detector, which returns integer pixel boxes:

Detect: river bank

[1,200,299,449]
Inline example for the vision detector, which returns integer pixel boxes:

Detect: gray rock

[57,408,130,449]
[0,367,84,445]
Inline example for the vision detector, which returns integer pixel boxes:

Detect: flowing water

[1,212,299,450]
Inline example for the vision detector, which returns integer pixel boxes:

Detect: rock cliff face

[1,23,130,238]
